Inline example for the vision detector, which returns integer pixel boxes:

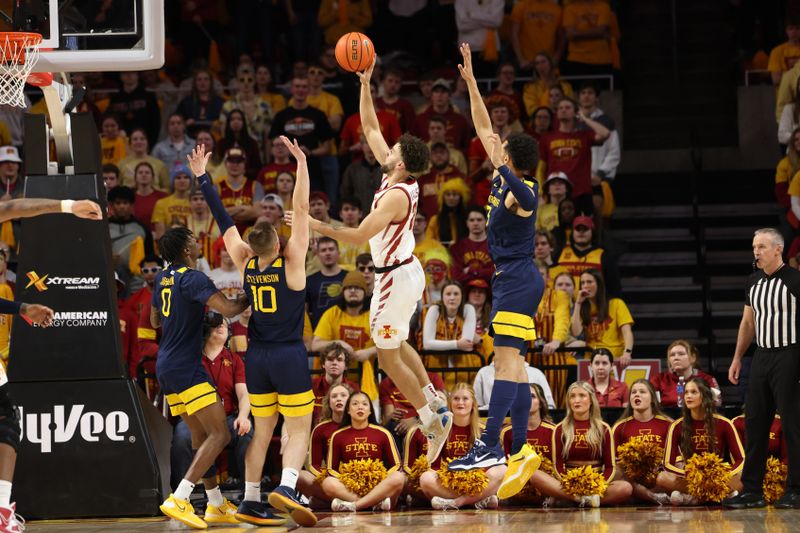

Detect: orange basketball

[335,32,375,73]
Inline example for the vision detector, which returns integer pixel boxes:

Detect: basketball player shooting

[293,55,453,463]
[446,43,545,500]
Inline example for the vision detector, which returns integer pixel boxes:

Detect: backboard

[0,0,163,73]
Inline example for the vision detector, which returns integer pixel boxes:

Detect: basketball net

[0,32,42,107]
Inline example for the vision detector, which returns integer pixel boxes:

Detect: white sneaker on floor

[653,492,671,506]
[431,496,459,511]
[578,494,600,508]
[474,495,499,510]
[670,491,699,506]
[372,498,391,512]
[331,498,357,512]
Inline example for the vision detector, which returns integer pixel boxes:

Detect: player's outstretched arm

[0,198,102,223]
[458,43,494,153]
[0,297,54,327]
[280,136,309,275]
[187,145,252,274]
[299,188,407,245]
[207,291,250,318]
[357,55,390,165]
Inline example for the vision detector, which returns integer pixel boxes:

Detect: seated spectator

[528,106,554,143]
[311,343,361,422]
[421,280,479,389]
[418,142,466,219]
[340,139,382,215]
[411,71,436,113]
[427,117,468,175]
[176,68,224,139]
[102,163,120,191]
[152,113,196,171]
[769,19,800,86]
[412,78,471,152]
[297,383,354,504]
[561,0,614,77]
[473,359,555,410]
[554,215,621,296]
[537,172,572,233]
[337,197,370,270]
[412,211,450,268]
[319,392,405,512]
[552,197,577,255]
[216,147,265,233]
[274,172,296,214]
[218,109,263,179]
[465,278,493,358]
[534,230,556,267]
[188,189,221,266]
[427,178,471,247]
[411,384,505,510]
[571,268,633,364]
[256,138,297,194]
[303,62,345,133]
[100,114,128,166]
[311,270,377,399]
[196,130,226,181]
[380,370,445,452]
[522,53,574,117]
[588,348,628,408]
[170,313,253,490]
[249,194,291,246]
[777,129,800,238]
[306,236,347,327]
[577,83,620,220]
[132,162,168,231]
[229,307,250,361]
[221,66,273,150]
[119,128,170,191]
[354,253,375,298]
[255,64,287,115]
[317,0,372,46]
[466,95,517,205]
[650,340,721,408]
[779,82,800,147]
[151,165,193,240]
[449,207,493,284]
[489,63,527,126]
[108,186,154,294]
[209,248,243,301]
[115,274,138,378]
[339,100,402,163]
[125,255,162,383]
[420,247,452,307]
[307,192,343,275]
[511,0,562,70]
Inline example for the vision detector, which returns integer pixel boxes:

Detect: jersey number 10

[250,286,277,313]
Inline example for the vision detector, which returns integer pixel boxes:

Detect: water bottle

[676,376,685,407]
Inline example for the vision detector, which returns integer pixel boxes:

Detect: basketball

[335,32,374,73]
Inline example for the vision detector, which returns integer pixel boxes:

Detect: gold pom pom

[684,452,731,503]
[763,457,788,505]
[338,458,388,497]
[437,457,489,497]
[560,465,608,498]
[408,456,429,493]
[616,439,664,487]
[314,467,329,485]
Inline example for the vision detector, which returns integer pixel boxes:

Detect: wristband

[61,199,74,213]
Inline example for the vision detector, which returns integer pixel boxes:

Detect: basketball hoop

[0,32,44,107]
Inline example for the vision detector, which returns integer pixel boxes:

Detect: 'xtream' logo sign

[19,405,132,453]
[26,271,100,291]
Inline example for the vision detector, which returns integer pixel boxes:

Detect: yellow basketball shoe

[160,494,208,529]
[497,443,541,499]
[204,497,240,525]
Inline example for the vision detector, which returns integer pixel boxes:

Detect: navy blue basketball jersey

[486,174,539,263]
[152,265,219,373]
[244,256,305,343]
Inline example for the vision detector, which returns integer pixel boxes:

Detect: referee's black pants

[742,345,800,493]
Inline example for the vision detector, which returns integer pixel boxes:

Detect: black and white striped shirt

[746,265,800,349]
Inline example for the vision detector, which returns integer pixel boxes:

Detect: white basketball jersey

[369,175,419,268]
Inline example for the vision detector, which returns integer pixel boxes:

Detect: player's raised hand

[71,200,102,220]
[487,133,505,169]
[458,43,475,83]
[279,135,306,163]
[356,54,377,85]
[186,144,212,177]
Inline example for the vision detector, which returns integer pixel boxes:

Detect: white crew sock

[418,404,434,427]
[280,468,299,491]
[206,486,224,507]
[174,479,195,501]
[422,383,439,404]
[0,480,11,507]
[244,481,261,502]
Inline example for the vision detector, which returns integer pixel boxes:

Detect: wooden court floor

[24,507,800,532]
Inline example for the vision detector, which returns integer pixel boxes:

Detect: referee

[725,228,800,509]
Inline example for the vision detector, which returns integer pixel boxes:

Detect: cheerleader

[404,383,506,510]
[732,411,786,464]
[500,383,556,504]
[297,384,354,505]
[611,379,673,504]
[658,377,744,505]
[552,381,633,507]
[323,392,406,511]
